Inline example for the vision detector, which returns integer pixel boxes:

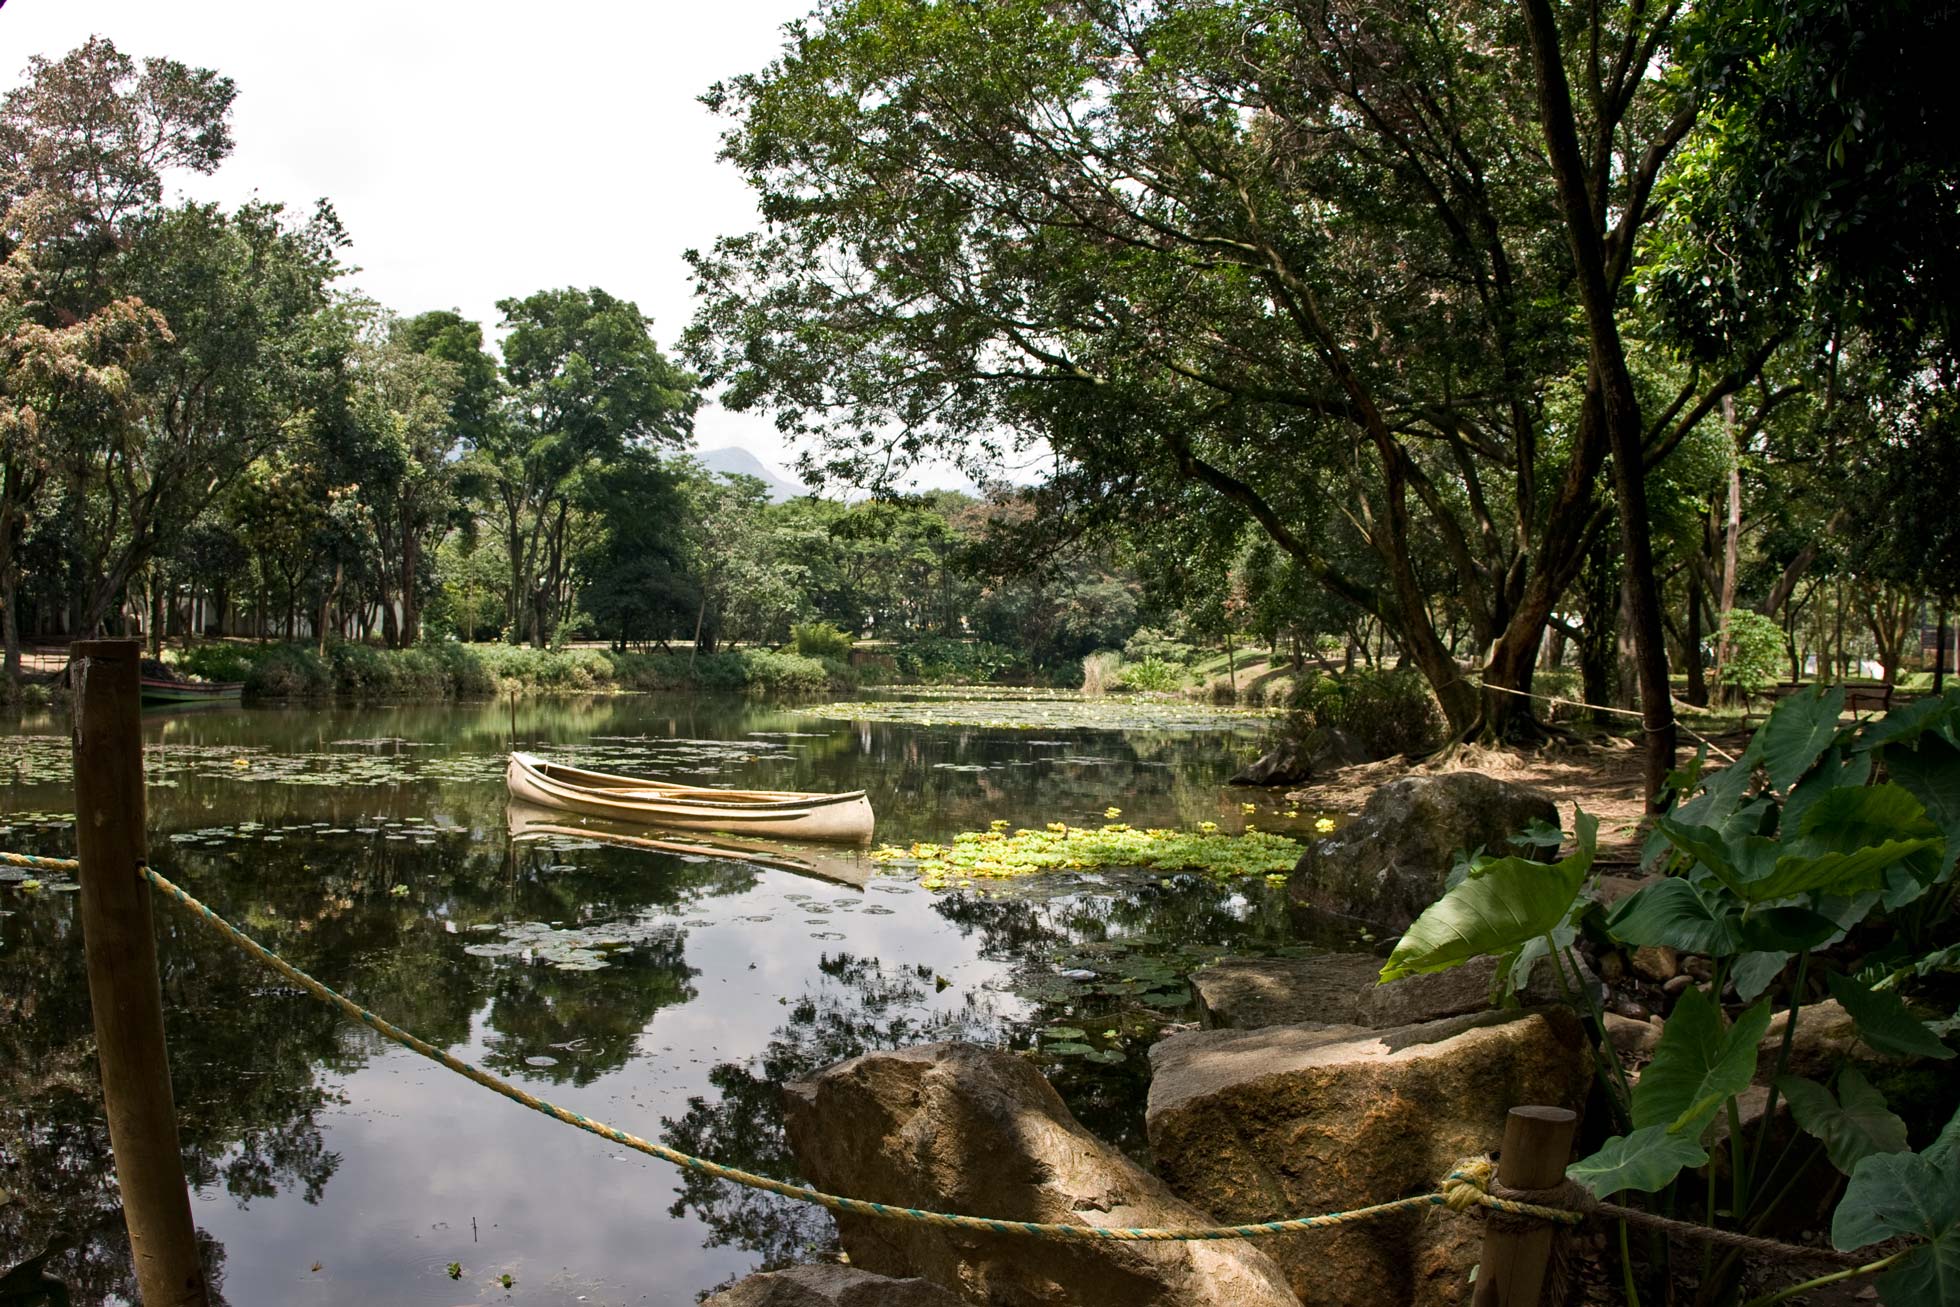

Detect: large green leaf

[1796,783,1940,855]
[1759,686,1847,793]
[1736,839,1938,903]
[1779,1069,1910,1175]
[1831,1151,1960,1307]
[1735,907,1842,953]
[1607,876,1740,954]
[1857,690,1960,752]
[1885,736,1960,882]
[1655,818,1744,884]
[1379,812,1595,982]
[1632,988,1772,1133]
[1733,950,1793,1001]
[1930,1104,1960,1170]
[1828,973,1957,1062]
[1567,1125,1710,1199]
[1784,745,1875,836]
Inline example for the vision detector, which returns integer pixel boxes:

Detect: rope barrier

[0,849,81,873]
[135,861,1580,1242]
[1471,681,1740,764]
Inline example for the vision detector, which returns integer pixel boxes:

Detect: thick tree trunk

[1,569,19,684]
[1521,0,1676,806]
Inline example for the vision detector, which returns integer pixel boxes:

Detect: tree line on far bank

[6,17,1959,804]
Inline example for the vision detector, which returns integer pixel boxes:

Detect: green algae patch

[873,818,1305,890]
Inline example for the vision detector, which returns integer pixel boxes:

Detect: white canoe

[505,751,875,844]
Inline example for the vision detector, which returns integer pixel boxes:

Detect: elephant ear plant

[1383,686,1960,1307]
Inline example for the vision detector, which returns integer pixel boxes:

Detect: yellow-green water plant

[871,820,1304,891]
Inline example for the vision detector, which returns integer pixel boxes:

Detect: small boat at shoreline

[505,801,870,888]
[505,751,876,844]
[139,674,244,705]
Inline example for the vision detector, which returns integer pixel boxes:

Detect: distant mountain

[693,446,807,502]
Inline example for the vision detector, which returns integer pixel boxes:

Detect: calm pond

[1,694,1357,1306]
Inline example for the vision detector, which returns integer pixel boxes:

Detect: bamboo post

[71,638,210,1306]
[1471,1105,1578,1307]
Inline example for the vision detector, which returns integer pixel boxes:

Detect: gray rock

[703,1266,964,1306]
[1288,772,1559,930]
[783,1042,1300,1307]
[1195,953,1380,1028]
[1147,1009,1591,1307]
[1195,951,1588,1032]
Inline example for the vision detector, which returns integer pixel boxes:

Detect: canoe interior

[517,754,868,810]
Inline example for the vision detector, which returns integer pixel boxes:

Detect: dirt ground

[1283,730,1757,865]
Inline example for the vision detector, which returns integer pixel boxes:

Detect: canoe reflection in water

[504,800,872,890]
[505,750,875,844]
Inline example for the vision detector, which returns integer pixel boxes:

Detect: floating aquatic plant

[872,822,1304,890]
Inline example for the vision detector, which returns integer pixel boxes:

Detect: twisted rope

[0,850,80,873]
[137,862,1582,1242]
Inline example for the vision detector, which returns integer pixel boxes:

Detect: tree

[339,310,466,647]
[476,287,697,646]
[55,199,346,634]
[687,0,1763,801]
[0,194,164,676]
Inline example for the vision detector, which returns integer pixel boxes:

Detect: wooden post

[71,638,210,1307]
[1471,1105,1578,1307]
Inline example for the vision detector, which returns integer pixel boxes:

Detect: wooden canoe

[139,676,244,704]
[505,751,875,844]
[504,801,870,888]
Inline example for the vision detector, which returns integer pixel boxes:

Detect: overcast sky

[1,0,834,482]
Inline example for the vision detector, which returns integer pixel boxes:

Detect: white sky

[1,0,830,484]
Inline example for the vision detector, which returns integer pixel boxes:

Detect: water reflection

[0,694,1337,1305]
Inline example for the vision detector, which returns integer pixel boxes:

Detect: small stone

[1663,974,1694,997]
[1597,952,1625,983]
[1612,995,1652,1021]
[1603,1012,1661,1059]
[701,1265,963,1306]
[1682,956,1713,982]
[1630,945,1680,983]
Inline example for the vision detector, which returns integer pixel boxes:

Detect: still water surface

[0,695,1349,1306]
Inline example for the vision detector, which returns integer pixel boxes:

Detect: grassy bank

[172,641,858,700]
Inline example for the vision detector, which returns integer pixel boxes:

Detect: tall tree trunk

[1521,0,1676,806]
[1684,571,1709,706]
[1936,603,1952,701]
[1712,399,1742,698]
[1,569,19,685]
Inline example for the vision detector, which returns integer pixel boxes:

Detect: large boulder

[1146,1009,1591,1307]
[1288,773,1559,930]
[782,1042,1301,1307]
[703,1265,964,1306]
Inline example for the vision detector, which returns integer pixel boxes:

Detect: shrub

[791,621,854,661]
[174,643,263,684]
[1715,609,1784,696]
[1080,650,1122,695]
[891,638,1023,684]
[1287,667,1442,759]
[1122,626,1197,667]
[245,646,332,698]
[1118,656,1186,693]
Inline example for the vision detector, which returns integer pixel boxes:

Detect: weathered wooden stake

[1471,1105,1579,1307]
[72,638,210,1307]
